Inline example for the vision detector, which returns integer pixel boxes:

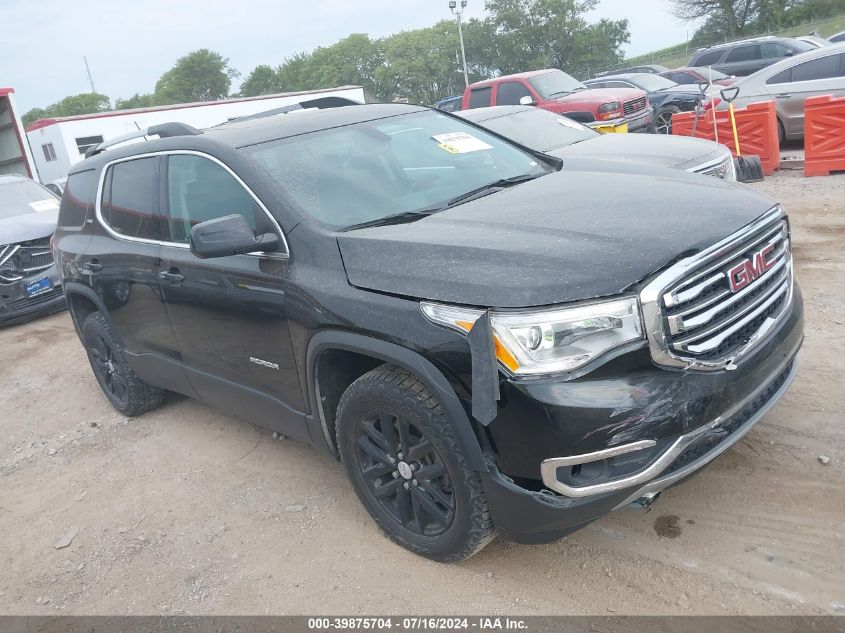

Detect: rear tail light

[703,98,721,110]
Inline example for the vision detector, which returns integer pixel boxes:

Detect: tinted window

[0,178,59,219]
[496,81,533,105]
[468,87,492,108]
[101,157,162,240]
[604,81,633,89]
[695,50,725,66]
[792,54,844,81]
[165,154,273,244]
[244,110,548,229]
[760,42,791,59]
[664,71,694,84]
[726,45,759,62]
[767,68,792,84]
[58,170,97,227]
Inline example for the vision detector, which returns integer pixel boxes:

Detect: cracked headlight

[421,297,644,376]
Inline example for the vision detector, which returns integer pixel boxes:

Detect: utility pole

[449,0,469,88]
[84,56,97,93]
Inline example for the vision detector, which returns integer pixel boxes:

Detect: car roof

[467,69,560,88]
[455,105,536,122]
[203,103,427,147]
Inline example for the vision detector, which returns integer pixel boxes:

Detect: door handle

[775,94,790,99]
[158,270,184,285]
[82,262,103,273]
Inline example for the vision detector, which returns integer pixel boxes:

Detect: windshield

[528,70,586,99]
[630,75,678,91]
[691,67,729,80]
[0,178,59,220]
[243,110,549,229]
[474,109,597,152]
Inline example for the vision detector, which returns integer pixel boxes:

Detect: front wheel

[654,105,681,134]
[336,365,495,562]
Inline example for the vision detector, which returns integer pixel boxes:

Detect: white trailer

[25,85,365,183]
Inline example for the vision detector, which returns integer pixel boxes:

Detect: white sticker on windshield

[432,132,493,154]
[29,199,60,212]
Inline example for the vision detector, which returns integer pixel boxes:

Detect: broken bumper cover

[480,284,803,544]
[0,264,66,326]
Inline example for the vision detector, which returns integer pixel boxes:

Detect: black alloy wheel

[88,328,129,408]
[353,411,455,536]
[654,105,681,134]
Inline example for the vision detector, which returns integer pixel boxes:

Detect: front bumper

[480,283,803,544]
[587,106,654,134]
[0,264,66,326]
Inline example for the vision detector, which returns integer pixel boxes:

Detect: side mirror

[519,95,538,106]
[190,214,280,258]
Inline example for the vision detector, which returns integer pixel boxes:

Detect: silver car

[721,43,845,142]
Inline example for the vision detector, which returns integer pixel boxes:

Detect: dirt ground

[1,170,843,616]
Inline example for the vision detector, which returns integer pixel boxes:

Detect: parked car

[457,105,735,180]
[719,43,845,142]
[585,73,714,134]
[830,31,845,44]
[688,36,815,77]
[54,105,802,562]
[434,96,463,112]
[594,64,669,77]
[659,66,736,87]
[0,175,65,325]
[462,69,653,132]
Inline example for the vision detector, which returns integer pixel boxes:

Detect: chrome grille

[640,207,793,370]
[623,97,647,116]
[0,237,55,284]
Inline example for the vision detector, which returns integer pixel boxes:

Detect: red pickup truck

[461,69,653,133]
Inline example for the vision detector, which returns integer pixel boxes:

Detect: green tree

[238,65,279,97]
[275,52,315,92]
[671,0,757,38]
[115,93,156,110]
[308,34,387,99]
[22,93,111,127]
[154,49,239,104]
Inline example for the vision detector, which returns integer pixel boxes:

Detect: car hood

[0,210,58,245]
[556,87,645,106]
[550,134,727,170]
[337,161,775,308]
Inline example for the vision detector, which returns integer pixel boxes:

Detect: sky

[1,0,696,112]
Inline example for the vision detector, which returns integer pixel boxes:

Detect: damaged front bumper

[0,264,66,326]
[479,283,803,544]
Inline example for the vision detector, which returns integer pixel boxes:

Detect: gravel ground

[0,169,843,616]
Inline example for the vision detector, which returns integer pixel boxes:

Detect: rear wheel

[777,119,786,146]
[81,312,164,417]
[336,364,494,562]
[654,105,681,134]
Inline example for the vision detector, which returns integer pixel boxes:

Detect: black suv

[688,36,815,77]
[53,104,803,562]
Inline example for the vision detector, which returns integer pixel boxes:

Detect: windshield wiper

[443,173,542,208]
[548,90,573,98]
[344,210,437,231]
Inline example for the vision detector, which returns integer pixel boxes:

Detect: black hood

[0,210,59,245]
[337,161,777,308]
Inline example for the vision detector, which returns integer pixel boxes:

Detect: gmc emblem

[728,244,776,293]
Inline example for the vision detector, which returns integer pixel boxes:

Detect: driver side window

[164,154,274,244]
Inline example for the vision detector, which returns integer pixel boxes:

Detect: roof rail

[85,122,202,158]
[222,96,361,125]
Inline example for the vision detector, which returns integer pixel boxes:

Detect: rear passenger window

[760,43,790,59]
[164,154,273,244]
[101,157,162,240]
[791,54,844,82]
[695,50,724,66]
[468,87,492,108]
[58,170,97,228]
[767,68,792,84]
[496,81,532,105]
[726,45,759,62]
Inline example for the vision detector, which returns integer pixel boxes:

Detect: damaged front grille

[0,237,54,284]
[641,207,793,370]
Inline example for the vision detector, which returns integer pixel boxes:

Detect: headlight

[421,297,644,376]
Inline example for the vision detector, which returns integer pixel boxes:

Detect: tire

[654,105,681,134]
[81,311,164,417]
[336,364,494,562]
[777,119,785,146]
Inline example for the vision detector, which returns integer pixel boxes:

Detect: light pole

[449,0,469,88]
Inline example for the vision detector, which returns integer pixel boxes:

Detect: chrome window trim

[639,206,792,371]
[94,150,290,259]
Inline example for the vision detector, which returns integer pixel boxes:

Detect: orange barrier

[672,101,780,176]
[804,95,845,177]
